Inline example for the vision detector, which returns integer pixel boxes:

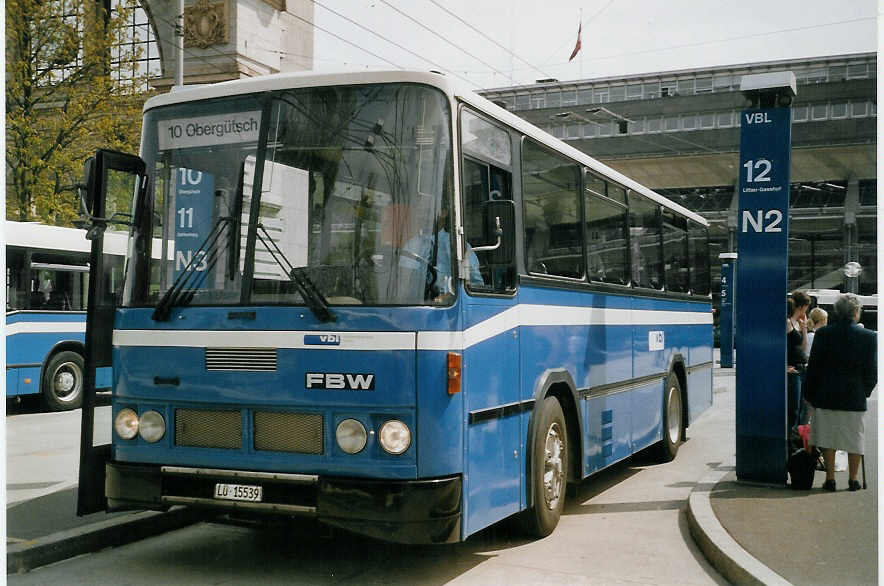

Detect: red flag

[569,22,582,62]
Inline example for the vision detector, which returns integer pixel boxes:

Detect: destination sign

[157,111,262,150]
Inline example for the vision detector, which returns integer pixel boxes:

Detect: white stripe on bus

[112,329,416,350]
[5,322,86,336]
[112,306,711,351]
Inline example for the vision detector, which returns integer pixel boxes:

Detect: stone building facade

[143,0,313,90]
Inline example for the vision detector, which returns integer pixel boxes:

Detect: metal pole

[176,0,184,87]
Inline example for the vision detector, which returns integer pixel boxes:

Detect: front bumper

[106,461,462,544]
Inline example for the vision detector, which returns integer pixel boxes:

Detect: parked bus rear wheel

[657,371,683,462]
[43,351,84,411]
[521,396,568,538]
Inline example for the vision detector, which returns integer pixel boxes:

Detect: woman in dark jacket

[786,291,810,431]
[804,293,877,491]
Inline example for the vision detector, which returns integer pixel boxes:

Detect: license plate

[213,483,263,503]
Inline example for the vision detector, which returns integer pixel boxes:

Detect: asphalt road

[7,377,737,585]
[6,402,111,507]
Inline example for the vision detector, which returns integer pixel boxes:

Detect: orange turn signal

[447,352,462,395]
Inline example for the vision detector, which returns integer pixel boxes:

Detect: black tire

[658,371,683,462]
[521,396,568,538]
[42,351,84,411]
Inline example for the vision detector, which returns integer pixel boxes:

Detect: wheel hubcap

[542,422,564,510]
[667,386,682,444]
[53,362,82,402]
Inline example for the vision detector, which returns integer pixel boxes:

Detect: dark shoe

[822,479,836,491]
[848,480,861,491]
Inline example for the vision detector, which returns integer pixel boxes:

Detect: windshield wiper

[152,217,233,321]
[255,223,335,323]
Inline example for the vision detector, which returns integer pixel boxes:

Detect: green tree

[6,0,150,226]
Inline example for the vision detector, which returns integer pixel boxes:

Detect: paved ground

[708,374,877,586]
[8,364,736,583]
[7,356,877,584]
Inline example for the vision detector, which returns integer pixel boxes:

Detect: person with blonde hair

[804,293,877,491]
[806,306,828,355]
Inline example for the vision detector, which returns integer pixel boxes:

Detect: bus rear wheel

[521,396,568,538]
[657,372,683,462]
[43,351,84,411]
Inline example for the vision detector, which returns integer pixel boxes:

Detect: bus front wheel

[521,396,568,538]
[658,372,683,462]
[43,351,84,411]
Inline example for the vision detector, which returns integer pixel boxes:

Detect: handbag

[788,446,820,490]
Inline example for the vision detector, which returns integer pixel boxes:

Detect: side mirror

[79,157,96,215]
[77,149,146,234]
[476,199,515,265]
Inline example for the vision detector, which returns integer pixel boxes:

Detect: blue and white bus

[77,71,713,543]
[5,221,126,410]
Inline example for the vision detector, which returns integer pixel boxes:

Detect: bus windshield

[129,83,453,310]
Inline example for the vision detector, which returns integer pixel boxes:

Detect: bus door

[77,150,145,515]
[460,153,519,535]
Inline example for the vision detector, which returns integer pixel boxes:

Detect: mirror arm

[471,216,503,253]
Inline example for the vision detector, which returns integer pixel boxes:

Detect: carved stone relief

[184,0,228,49]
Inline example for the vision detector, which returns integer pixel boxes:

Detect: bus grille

[175,409,242,449]
[205,348,277,371]
[254,411,324,454]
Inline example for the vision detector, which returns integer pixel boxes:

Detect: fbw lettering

[305,372,375,390]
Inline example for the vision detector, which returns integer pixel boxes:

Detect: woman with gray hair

[803,293,877,491]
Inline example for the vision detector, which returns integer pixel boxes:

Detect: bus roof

[806,288,878,307]
[143,70,707,226]
[4,220,128,255]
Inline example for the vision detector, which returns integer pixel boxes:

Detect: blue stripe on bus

[6,311,88,397]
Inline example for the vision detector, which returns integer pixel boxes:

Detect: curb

[686,465,792,586]
[7,506,204,574]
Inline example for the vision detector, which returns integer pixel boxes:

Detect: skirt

[811,408,865,454]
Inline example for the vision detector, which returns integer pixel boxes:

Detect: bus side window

[6,251,25,310]
[462,157,515,293]
[461,109,516,294]
[662,210,689,293]
[584,174,629,286]
[688,221,710,295]
[523,139,583,280]
[628,193,663,289]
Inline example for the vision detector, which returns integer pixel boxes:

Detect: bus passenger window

[688,221,711,295]
[662,210,689,293]
[585,174,628,286]
[628,194,663,289]
[523,139,583,279]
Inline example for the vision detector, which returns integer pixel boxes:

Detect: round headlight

[336,419,367,454]
[114,408,139,440]
[379,420,411,455]
[138,410,166,443]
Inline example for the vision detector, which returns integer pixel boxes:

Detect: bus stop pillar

[735,72,796,484]
[719,253,737,368]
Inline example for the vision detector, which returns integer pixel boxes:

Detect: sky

[310,0,877,90]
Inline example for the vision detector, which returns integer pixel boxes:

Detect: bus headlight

[138,410,166,443]
[379,420,411,455]
[114,408,139,440]
[336,419,367,454]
